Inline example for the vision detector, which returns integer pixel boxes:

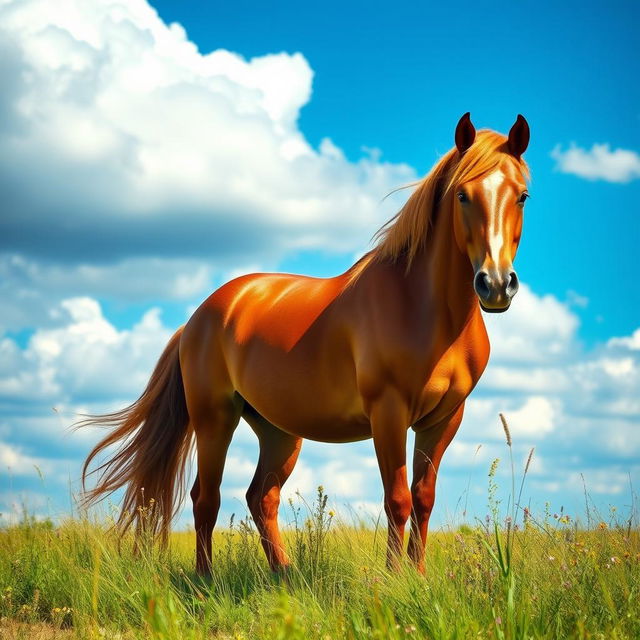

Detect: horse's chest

[412,339,486,426]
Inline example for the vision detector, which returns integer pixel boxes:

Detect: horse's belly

[244,390,372,443]
[272,413,372,443]
[232,342,370,442]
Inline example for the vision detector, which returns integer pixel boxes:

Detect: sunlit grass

[1,484,639,639]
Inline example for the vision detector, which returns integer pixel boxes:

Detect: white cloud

[608,328,640,351]
[483,284,579,364]
[0,441,53,475]
[503,397,556,437]
[0,0,415,268]
[0,296,172,402]
[551,143,640,183]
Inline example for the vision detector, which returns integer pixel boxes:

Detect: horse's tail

[77,327,191,544]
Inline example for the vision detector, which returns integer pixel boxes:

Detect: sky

[0,0,638,533]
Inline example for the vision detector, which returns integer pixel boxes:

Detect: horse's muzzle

[474,269,519,313]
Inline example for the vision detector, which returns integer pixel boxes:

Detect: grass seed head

[499,413,512,447]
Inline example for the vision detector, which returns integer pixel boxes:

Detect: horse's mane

[346,130,529,283]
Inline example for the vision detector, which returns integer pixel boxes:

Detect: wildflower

[610,556,620,565]
[405,625,417,634]
[328,510,335,518]
[495,616,502,625]
[547,555,556,562]
[598,521,608,530]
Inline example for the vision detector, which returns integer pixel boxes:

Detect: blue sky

[0,0,638,531]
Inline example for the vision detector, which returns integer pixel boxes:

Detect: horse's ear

[455,112,476,154]
[507,114,530,159]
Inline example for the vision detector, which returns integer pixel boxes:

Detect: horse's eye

[457,191,468,203]
[517,192,529,205]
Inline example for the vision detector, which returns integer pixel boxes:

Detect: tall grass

[1,423,639,639]
[1,496,638,638]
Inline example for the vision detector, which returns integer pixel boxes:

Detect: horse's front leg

[407,404,465,573]
[369,389,412,569]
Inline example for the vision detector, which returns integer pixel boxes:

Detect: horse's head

[451,113,530,313]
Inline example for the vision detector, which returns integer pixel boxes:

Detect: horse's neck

[403,201,480,333]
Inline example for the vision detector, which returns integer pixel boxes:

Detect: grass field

[0,479,638,640]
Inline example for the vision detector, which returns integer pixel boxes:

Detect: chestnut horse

[81,113,530,575]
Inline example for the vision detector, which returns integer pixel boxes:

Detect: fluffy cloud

[0,297,172,404]
[551,143,640,183]
[483,284,579,365]
[0,441,53,476]
[0,0,414,269]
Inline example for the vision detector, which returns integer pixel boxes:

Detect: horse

[79,113,530,575]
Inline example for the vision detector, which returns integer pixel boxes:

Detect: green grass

[1,489,639,640]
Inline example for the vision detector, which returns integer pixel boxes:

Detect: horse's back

[182,272,370,441]
[208,272,346,351]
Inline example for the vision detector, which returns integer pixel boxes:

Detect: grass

[0,486,638,640]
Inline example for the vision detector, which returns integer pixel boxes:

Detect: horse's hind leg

[180,310,247,576]
[243,405,302,571]
[189,394,243,576]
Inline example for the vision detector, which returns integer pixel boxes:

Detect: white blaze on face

[481,169,508,264]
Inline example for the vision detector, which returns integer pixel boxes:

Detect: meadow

[0,478,638,640]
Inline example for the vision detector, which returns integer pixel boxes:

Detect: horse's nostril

[473,271,491,299]
[506,271,519,298]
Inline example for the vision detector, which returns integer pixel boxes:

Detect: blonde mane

[347,130,529,283]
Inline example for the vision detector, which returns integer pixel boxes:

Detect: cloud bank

[0,0,417,338]
[0,0,414,268]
